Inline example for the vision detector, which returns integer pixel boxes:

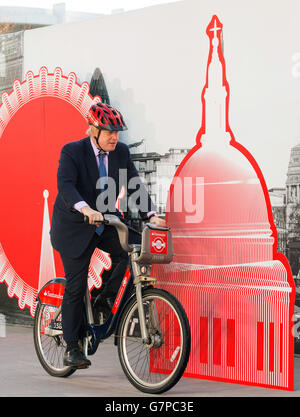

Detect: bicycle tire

[33,302,76,378]
[117,287,191,394]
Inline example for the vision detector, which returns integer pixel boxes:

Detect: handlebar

[84,214,134,253]
[84,216,110,226]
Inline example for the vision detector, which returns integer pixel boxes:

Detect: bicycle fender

[36,277,66,307]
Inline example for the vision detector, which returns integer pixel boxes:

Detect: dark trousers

[60,225,141,344]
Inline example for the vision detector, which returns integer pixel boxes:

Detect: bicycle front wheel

[117,287,191,394]
[33,303,76,378]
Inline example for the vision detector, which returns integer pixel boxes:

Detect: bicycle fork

[135,280,163,346]
[131,255,160,345]
[135,282,149,342]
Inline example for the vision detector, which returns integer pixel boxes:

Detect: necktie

[95,152,107,236]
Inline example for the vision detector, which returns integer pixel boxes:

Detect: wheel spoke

[34,304,75,377]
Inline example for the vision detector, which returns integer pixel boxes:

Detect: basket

[135,223,173,264]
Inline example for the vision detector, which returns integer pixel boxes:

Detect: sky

[0,0,182,14]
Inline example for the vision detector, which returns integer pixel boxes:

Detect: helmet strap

[94,128,105,153]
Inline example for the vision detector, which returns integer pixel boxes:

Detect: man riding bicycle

[50,102,165,369]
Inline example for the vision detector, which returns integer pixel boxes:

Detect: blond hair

[86,124,99,137]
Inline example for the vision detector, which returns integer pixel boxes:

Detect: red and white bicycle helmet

[87,102,128,132]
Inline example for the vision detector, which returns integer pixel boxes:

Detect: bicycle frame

[84,262,136,355]
[36,256,151,356]
[36,216,170,359]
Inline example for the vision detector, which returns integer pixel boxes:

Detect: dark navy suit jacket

[50,137,155,258]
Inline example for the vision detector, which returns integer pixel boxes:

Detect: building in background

[0,3,105,30]
[129,145,190,229]
[0,3,105,103]
[0,31,23,102]
[89,67,110,103]
[267,143,300,277]
[285,143,300,275]
[268,187,287,255]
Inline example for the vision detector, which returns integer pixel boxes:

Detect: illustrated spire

[200,15,230,145]
[38,190,56,290]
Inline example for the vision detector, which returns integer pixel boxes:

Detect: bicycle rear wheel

[33,303,76,377]
[117,287,190,394]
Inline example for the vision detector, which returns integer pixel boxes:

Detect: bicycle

[33,214,191,394]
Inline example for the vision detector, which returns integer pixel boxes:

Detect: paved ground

[1,324,300,398]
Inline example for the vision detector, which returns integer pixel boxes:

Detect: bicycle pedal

[44,326,63,337]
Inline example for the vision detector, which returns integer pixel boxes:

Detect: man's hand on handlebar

[81,206,104,225]
[81,206,166,228]
[149,215,167,228]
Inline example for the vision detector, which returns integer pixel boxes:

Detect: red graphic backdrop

[153,15,295,391]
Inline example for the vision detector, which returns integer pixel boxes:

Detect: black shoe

[63,348,91,369]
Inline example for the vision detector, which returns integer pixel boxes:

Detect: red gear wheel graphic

[0,67,112,316]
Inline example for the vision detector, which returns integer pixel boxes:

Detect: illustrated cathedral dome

[166,16,274,266]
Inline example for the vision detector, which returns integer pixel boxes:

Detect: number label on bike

[150,230,168,255]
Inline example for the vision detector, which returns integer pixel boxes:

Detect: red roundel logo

[150,231,168,255]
